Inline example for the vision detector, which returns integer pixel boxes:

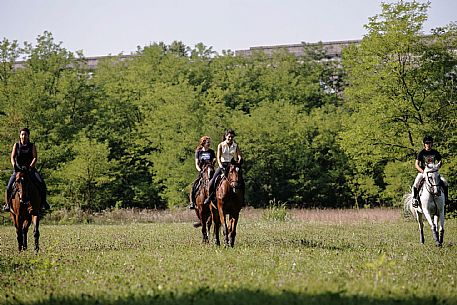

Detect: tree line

[0,1,455,211]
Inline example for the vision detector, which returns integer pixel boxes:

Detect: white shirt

[219,141,238,163]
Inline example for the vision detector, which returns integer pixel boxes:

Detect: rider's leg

[31,170,49,210]
[412,173,423,207]
[189,178,199,209]
[204,168,221,206]
[3,173,15,212]
[440,177,449,205]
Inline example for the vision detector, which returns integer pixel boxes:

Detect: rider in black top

[3,128,50,212]
[412,135,447,207]
[189,136,216,209]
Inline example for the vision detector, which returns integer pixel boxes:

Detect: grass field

[0,208,456,305]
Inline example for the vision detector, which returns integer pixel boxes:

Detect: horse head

[14,171,31,205]
[202,163,215,181]
[226,164,241,192]
[424,162,442,196]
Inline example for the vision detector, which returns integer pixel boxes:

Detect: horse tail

[403,193,415,218]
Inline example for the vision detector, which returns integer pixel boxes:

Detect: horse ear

[437,161,442,168]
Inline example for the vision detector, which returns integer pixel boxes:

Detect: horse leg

[228,213,239,247]
[206,207,212,243]
[201,208,209,243]
[16,224,23,252]
[22,225,29,251]
[439,228,444,246]
[416,213,425,244]
[429,220,440,246]
[214,221,220,246]
[438,208,445,246]
[422,207,440,246]
[218,202,229,246]
[212,209,220,246]
[33,215,40,252]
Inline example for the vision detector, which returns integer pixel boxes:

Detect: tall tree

[340,1,457,205]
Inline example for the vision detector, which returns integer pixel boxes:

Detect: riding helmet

[423,135,433,144]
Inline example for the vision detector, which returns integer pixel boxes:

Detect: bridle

[424,168,442,197]
[15,174,31,206]
[200,164,214,193]
[224,165,240,192]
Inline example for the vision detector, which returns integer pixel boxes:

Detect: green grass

[0,209,456,305]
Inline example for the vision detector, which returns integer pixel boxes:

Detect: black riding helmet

[423,135,433,144]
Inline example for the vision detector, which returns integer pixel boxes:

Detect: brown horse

[8,171,41,252]
[193,163,215,243]
[214,163,243,247]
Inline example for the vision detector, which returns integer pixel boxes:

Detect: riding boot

[412,187,420,208]
[188,194,196,209]
[41,194,50,211]
[204,178,214,206]
[3,189,11,212]
[443,184,449,206]
[204,191,214,206]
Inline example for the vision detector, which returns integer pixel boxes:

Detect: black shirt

[195,149,216,169]
[416,148,442,170]
[16,142,34,167]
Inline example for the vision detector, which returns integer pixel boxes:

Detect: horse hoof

[193,222,202,228]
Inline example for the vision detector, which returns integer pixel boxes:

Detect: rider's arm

[10,144,17,168]
[236,145,243,164]
[415,159,423,173]
[30,144,37,168]
[211,150,216,166]
[436,151,443,168]
[194,150,201,172]
[195,158,201,172]
[217,143,223,168]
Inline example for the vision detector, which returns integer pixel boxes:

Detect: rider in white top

[219,140,239,164]
[204,129,243,207]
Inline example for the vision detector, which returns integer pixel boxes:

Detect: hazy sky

[1,0,456,57]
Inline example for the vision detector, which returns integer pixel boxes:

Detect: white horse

[404,162,445,246]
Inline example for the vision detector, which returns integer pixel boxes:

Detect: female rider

[204,129,243,207]
[3,128,49,212]
[189,136,216,209]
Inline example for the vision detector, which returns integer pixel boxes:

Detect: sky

[1,0,457,57]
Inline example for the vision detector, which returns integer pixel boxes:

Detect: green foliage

[340,1,457,205]
[53,135,116,210]
[262,199,288,221]
[1,1,455,210]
